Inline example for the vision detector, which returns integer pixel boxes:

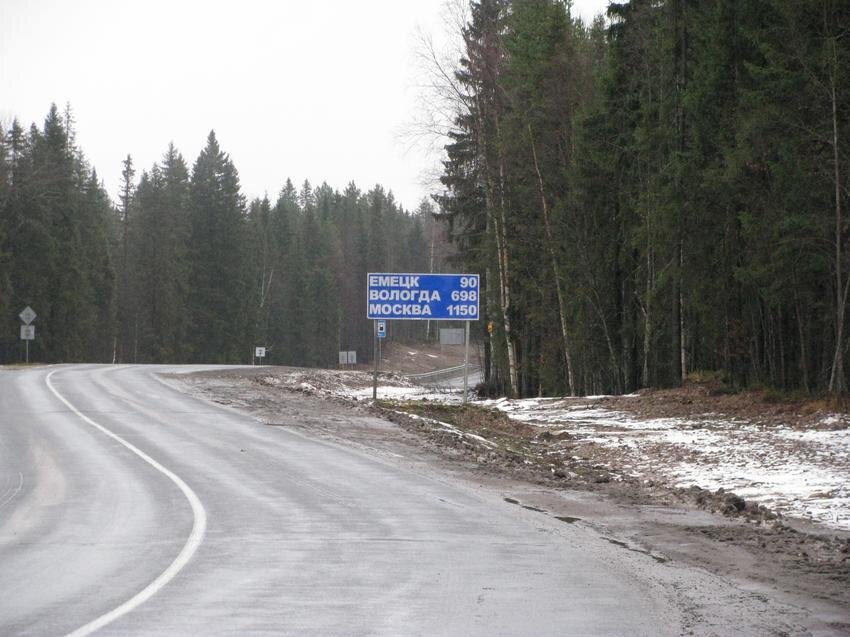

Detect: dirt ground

[171,366,850,634]
[589,380,847,430]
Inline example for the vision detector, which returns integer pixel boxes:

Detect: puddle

[604,537,668,564]
[504,497,546,513]
[505,498,588,526]
[522,505,546,513]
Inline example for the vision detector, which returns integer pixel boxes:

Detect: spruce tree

[187,131,247,363]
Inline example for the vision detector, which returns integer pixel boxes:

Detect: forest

[433,0,849,397]
[0,109,433,367]
[1,0,849,399]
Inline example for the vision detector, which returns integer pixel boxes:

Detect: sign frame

[367,272,480,404]
[367,273,480,321]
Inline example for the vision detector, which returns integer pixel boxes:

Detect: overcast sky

[1,0,609,210]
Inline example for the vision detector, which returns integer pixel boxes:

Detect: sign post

[254,346,266,365]
[372,322,378,400]
[367,273,479,401]
[18,306,37,364]
[463,321,471,403]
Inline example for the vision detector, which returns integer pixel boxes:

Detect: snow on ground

[348,384,463,403]
[264,367,850,531]
[259,369,466,404]
[481,397,850,531]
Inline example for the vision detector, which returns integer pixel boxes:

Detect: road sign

[339,350,357,365]
[21,325,35,340]
[19,306,36,325]
[255,346,266,358]
[367,273,480,321]
[376,320,387,338]
[440,328,465,345]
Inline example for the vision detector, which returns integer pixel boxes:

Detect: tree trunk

[642,230,653,388]
[794,293,809,392]
[493,119,519,396]
[679,244,687,382]
[527,123,576,396]
[472,94,518,396]
[828,40,846,394]
[426,215,437,341]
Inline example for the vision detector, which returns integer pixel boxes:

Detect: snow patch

[481,397,850,530]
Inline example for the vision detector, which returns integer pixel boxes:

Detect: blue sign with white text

[367,273,480,321]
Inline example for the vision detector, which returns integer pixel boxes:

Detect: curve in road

[1,364,695,635]
[45,369,207,637]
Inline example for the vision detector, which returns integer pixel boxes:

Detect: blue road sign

[367,273,480,321]
[376,320,387,338]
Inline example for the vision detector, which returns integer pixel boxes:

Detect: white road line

[45,369,207,636]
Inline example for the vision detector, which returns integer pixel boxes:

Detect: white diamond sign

[19,306,36,325]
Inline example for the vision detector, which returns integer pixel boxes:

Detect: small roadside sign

[255,346,266,358]
[440,328,465,346]
[376,320,387,339]
[339,350,357,365]
[19,306,36,325]
[21,325,35,340]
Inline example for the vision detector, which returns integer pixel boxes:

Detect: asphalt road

[1,364,683,635]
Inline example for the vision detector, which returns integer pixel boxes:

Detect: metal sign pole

[372,321,378,400]
[25,338,29,365]
[463,321,470,404]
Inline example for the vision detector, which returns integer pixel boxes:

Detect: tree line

[434,0,849,397]
[0,105,432,365]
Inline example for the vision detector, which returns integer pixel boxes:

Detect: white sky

[0,0,609,210]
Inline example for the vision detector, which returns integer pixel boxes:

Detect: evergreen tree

[186,131,247,363]
[117,153,136,361]
[130,144,191,361]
